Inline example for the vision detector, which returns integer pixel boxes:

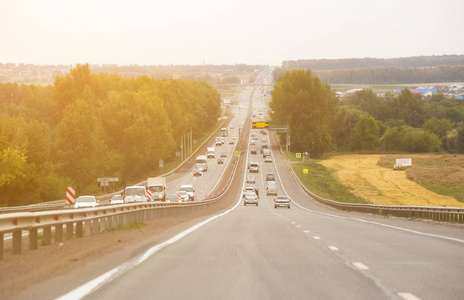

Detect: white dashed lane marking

[328,246,339,251]
[313,236,321,240]
[398,293,421,300]
[352,262,369,270]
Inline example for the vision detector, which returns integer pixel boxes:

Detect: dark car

[220,152,227,157]
[217,158,224,164]
[266,173,275,181]
[251,149,257,154]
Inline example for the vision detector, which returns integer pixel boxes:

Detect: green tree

[343,89,388,120]
[350,115,381,151]
[387,89,424,127]
[270,69,338,157]
[423,117,452,141]
[54,98,117,192]
[332,106,364,151]
[0,147,27,187]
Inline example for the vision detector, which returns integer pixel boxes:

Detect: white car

[74,196,99,208]
[275,196,291,209]
[244,192,259,206]
[246,175,256,183]
[110,195,124,204]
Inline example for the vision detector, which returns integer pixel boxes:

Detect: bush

[383,127,442,152]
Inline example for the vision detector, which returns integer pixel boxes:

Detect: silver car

[110,195,124,205]
[74,196,99,208]
[244,192,259,206]
[267,186,278,196]
[274,196,290,209]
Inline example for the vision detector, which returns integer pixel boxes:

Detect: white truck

[146,177,166,201]
[195,155,208,172]
[207,147,215,159]
[123,185,147,203]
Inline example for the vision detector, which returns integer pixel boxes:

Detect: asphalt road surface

[13,71,464,300]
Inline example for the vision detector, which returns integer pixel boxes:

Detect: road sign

[234,151,240,157]
[303,169,309,174]
[177,193,182,202]
[252,122,269,129]
[159,159,164,168]
[66,187,75,205]
[146,190,152,201]
[296,153,301,158]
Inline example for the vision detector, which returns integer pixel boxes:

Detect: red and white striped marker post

[146,190,152,202]
[66,187,75,205]
[177,193,182,202]
[194,195,197,201]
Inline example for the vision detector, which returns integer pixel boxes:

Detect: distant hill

[282,55,464,70]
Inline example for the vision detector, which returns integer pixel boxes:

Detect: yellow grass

[320,154,464,207]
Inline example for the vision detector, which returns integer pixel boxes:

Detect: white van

[124,186,147,203]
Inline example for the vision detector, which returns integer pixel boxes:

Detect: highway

[10,71,464,300]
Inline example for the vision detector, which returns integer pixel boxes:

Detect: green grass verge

[115,221,145,231]
[420,183,464,202]
[292,160,367,204]
[282,150,304,162]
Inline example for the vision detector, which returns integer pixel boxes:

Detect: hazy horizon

[2,0,463,66]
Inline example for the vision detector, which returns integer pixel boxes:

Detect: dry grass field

[320,154,464,207]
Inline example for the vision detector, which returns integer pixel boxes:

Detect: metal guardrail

[0,121,227,214]
[289,167,464,224]
[0,151,242,260]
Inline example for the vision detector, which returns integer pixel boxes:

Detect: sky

[1,0,463,66]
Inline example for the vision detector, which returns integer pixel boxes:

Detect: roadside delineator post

[66,187,75,205]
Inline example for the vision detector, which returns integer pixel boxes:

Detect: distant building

[396,88,437,95]
[345,88,363,94]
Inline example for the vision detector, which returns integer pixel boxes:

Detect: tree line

[282,55,464,70]
[273,65,464,85]
[0,64,221,206]
[270,70,464,158]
